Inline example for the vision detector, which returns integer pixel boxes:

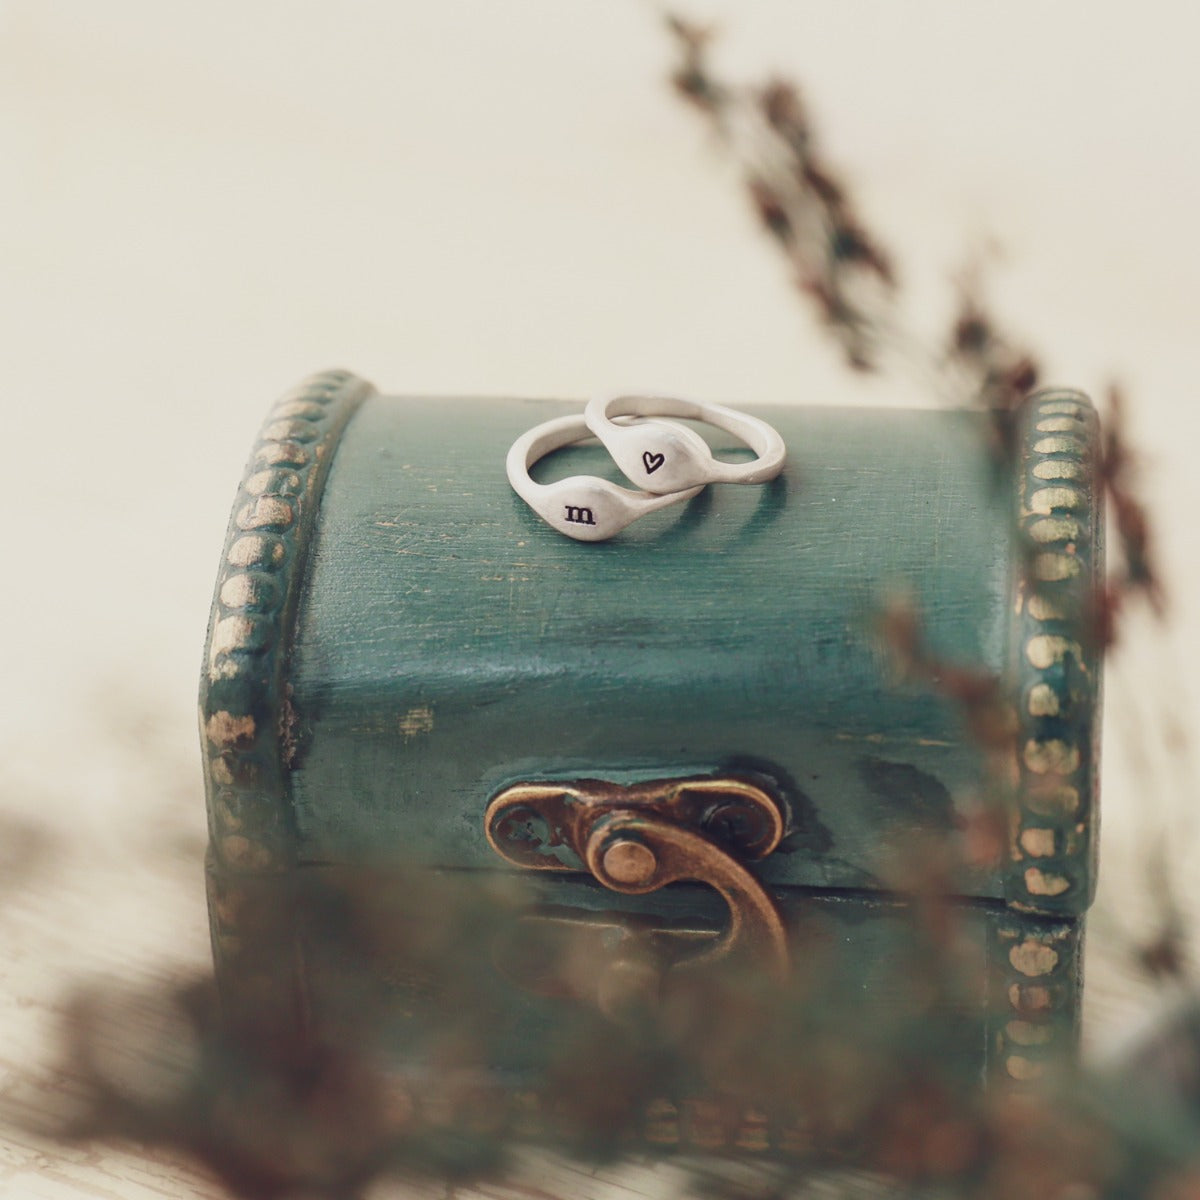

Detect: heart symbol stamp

[642,451,665,475]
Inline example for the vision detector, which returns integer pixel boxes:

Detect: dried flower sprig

[876,593,1015,878]
[1094,383,1166,646]
[28,858,1200,1199]
[668,17,897,372]
[666,13,1168,644]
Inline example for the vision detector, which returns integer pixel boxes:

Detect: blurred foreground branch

[665,14,1164,639]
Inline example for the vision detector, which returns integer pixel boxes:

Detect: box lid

[201,371,1102,917]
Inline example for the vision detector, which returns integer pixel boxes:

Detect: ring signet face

[507,414,705,542]
[604,418,715,494]
[535,477,637,541]
[586,395,787,494]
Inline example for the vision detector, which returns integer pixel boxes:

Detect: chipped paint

[262,418,320,443]
[205,711,256,749]
[399,705,435,740]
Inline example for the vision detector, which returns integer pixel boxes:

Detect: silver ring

[507,414,703,542]
[584,393,786,494]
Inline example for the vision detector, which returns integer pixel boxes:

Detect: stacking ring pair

[507,394,786,542]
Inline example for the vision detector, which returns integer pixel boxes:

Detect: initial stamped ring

[584,393,786,495]
[506,414,703,542]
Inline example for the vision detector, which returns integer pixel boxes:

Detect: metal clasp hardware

[484,775,789,987]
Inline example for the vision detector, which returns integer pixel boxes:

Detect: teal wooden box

[200,370,1102,1112]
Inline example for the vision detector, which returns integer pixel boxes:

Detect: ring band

[584,394,786,495]
[506,414,703,542]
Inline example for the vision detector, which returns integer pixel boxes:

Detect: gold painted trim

[200,370,374,883]
[1009,388,1101,919]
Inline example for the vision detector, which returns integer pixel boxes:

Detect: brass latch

[484,775,789,989]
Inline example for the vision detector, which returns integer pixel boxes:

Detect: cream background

[1,2,1199,1195]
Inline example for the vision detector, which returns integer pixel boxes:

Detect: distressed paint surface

[287,396,1014,895]
[202,374,1102,1091]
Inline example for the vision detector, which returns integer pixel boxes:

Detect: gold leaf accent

[255,440,309,467]
[1025,783,1080,818]
[1027,593,1069,621]
[399,706,435,739]
[210,614,268,657]
[1032,553,1081,581]
[210,758,235,786]
[1026,635,1081,670]
[1034,435,1085,455]
[227,535,285,569]
[1019,828,1056,857]
[1029,516,1081,544]
[1009,983,1052,1012]
[271,400,326,421]
[1030,486,1083,514]
[262,419,319,443]
[1032,458,1084,481]
[1009,939,1059,976]
[219,575,267,610]
[236,497,296,531]
[1024,738,1080,775]
[1024,867,1071,896]
[244,469,303,497]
